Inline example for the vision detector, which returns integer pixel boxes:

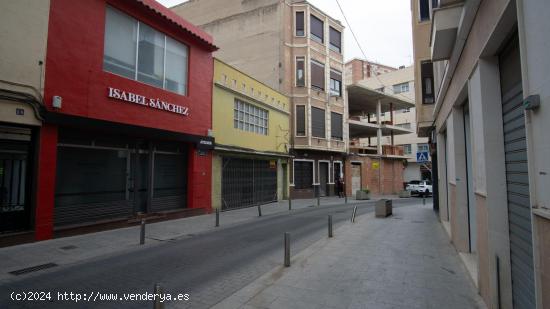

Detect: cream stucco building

[411,0,550,308]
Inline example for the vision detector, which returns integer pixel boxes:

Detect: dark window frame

[331,112,343,140]
[311,106,326,138]
[310,60,325,91]
[296,56,305,87]
[295,105,306,136]
[295,11,305,36]
[329,69,342,97]
[310,14,324,43]
[329,27,341,53]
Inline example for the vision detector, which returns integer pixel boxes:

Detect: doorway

[318,161,329,197]
[351,163,361,197]
[0,128,33,233]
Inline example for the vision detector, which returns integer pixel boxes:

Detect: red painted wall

[34,0,214,240]
[43,0,214,136]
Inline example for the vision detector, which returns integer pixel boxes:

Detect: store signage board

[107,87,189,116]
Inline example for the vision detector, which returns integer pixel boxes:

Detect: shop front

[33,0,217,240]
[290,150,346,199]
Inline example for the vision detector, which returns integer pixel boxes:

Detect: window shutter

[311,60,325,90]
[296,105,305,136]
[311,107,325,138]
[331,112,343,140]
[330,69,341,81]
[329,27,341,52]
[310,15,324,42]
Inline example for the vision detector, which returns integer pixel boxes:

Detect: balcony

[431,3,463,61]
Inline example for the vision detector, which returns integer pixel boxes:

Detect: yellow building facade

[212,59,290,210]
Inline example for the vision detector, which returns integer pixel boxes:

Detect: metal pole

[258,205,262,217]
[288,197,292,211]
[215,208,219,227]
[284,232,290,267]
[153,283,164,309]
[345,193,348,204]
[316,185,320,207]
[328,215,333,238]
[140,219,145,245]
[423,196,426,205]
[351,206,357,223]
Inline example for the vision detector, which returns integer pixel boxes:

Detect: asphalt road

[1,198,421,309]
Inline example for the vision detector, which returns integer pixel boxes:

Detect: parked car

[406,180,432,197]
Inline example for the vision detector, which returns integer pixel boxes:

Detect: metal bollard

[153,283,164,309]
[284,232,290,267]
[351,206,357,223]
[215,208,220,227]
[288,197,292,211]
[423,196,426,205]
[345,194,348,204]
[258,205,262,217]
[140,219,146,245]
[328,215,333,238]
[317,194,320,207]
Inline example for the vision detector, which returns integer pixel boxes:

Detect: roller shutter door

[221,157,277,210]
[500,36,535,309]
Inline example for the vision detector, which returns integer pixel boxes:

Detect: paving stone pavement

[209,202,486,309]
[0,195,383,283]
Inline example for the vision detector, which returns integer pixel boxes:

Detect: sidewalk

[210,201,486,309]
[0,196,385,283]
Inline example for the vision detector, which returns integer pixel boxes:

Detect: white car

[406,180,432,197]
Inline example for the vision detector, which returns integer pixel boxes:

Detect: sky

[156,0,413,68]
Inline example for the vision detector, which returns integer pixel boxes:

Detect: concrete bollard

[328,215,333,238]
[258,205,262,217]
[153,283,164,309]
[215,208,220,227]
[284,232,290,267]
[140,219,146,245]
[351,206,358,223]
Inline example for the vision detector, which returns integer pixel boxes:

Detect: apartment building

[172,0,347,199]
[411,0,550,308]
[0,0,217,244]
[344,58,397,85]
[358,65,431,182]
[212,59,290,211]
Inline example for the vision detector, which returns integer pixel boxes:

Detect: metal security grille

[500,37,535,309]
[221,157,277,210]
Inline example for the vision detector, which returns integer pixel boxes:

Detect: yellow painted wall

[213,59,290,153]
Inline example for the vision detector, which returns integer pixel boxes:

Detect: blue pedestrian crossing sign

[416,151,429,163]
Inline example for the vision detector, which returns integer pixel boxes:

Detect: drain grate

[9,263,58,276]
[59,245,77,250]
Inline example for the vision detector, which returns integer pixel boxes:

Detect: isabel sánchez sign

[107,87,189,116]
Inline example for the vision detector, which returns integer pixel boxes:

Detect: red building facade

[33,0,216,240]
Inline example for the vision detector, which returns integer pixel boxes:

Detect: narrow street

[0,199,422,308]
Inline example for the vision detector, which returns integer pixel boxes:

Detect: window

[421,61,434,104]
[403,144,412,155]
[294,161,313,189]
[296,105,306,136]
[403,107,411,113]
[376,87,385,92]
[393,82,410,94]
[331,112,343,140]
[396,122,411,129]
[311,107,325,138]
[311,60,325,91]
[329,27,341,53]
[419,0,430,21]
[418,143,429,152]
[296,57,305,87]
[233,99,269,135]
[103,6,188,95]
[295,11,305,36]
[310,14,324,43]
[330,69,342,97]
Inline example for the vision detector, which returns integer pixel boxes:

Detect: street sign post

[416,151,430,163]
